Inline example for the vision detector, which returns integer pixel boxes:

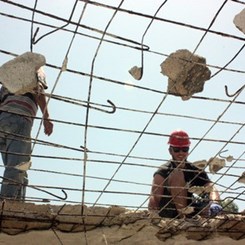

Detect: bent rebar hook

[218,149,229,159]
[49,94,116,114]
[92,99,116,114]
[76,99,116,114]
[225,84,245,97]
[0,176,68,200]
[32,186,68,200]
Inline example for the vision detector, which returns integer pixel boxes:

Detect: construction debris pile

[0,201,245,244]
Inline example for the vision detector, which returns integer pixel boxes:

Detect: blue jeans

[0,112,32,200]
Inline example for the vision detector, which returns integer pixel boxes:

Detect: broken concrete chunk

[234,8,245,35]
[209,157,226,174]
[238,171,245,184]
[188,185,213,195]
[61,56,68,72]
[225,155,234,162]
[128,66,142,80]
[193,160,208,169]
[189,186,205,195]
[160,49,211,100]
[179,206,195,215]
[0,52,46,94]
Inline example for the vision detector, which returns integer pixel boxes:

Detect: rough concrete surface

[0,52,45,94]
[0,201,245,244]
[234,8,245,35]
[160,49,211,100]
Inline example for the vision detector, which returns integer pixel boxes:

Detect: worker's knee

[168,169,186,187]
[1,169,28,200]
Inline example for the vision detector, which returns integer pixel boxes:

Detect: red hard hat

[168,130,191,147]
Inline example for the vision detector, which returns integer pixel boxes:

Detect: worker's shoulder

[154,161,172,176]
[186,161,200,170]
[159,161,172,169]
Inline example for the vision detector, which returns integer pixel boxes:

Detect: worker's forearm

[209,190,220,202]
[206,183,220,202]
[36,94,50,119]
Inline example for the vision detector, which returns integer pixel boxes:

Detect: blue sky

[0,0,245,211]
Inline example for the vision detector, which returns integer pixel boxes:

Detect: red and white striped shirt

[0,87,38,121]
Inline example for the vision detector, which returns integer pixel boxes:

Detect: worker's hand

[43,118,53,136]
[209,202,223,217]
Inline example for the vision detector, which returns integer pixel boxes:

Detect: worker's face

[169,146,189,162]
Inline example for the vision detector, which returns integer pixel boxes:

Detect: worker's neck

[171,159,186,168]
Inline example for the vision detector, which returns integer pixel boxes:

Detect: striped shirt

[0,87,38,121]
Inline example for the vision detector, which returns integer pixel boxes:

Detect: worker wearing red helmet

[148,129,222,218]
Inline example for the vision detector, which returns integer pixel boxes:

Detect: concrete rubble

[208,157,226,174]
[0,201,245,244]
[160,49,211,100]
[238,171,245,184]
[128,66,143,80]
[234,8,245,35]
[193,157,226,174]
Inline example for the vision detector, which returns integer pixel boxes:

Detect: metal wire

[0,0,244,242]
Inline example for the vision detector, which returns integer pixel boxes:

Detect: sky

[0,0,245,211]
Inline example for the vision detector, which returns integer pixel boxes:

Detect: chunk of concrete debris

[128,66,142,80]
[193,160,208,169]
[209,157,226,174]
[160,49,211,100]
[179,206,195,215]
[234,8,245,35]
[226,155,234,162]
[238,171,245,184]
[189,185,214,195]
[61,56,68,72]
[0,52,46,94]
